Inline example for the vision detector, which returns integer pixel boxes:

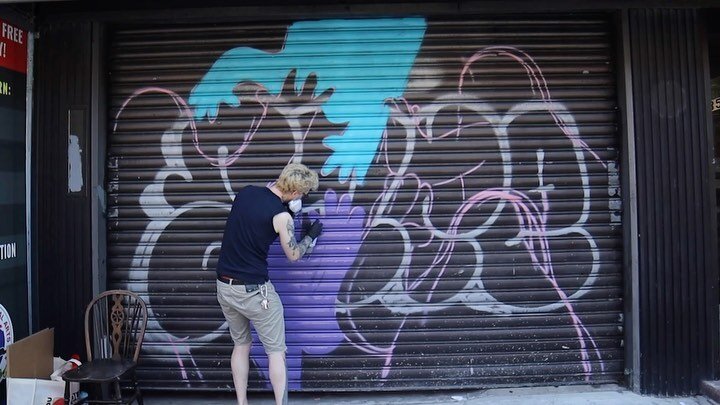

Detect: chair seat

[62,358,137,383]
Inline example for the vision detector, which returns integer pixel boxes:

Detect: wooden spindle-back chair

[62,290,148,404]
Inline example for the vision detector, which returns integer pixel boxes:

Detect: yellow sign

[0,80,10,96]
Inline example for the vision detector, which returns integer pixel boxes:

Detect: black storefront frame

[30,1,720,396]
[624,8,719,395]
[617,9,642,393]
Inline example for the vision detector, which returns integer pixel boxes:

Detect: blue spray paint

[189,18,427,183]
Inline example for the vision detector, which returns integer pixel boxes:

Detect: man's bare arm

[274,212,313,261]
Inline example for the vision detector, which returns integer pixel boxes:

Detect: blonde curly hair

[276,163,319,195]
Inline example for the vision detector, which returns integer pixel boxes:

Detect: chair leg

[114,380,122,403]
[64,381,71,404]
[133,373,144,405]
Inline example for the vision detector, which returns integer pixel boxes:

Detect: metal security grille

[107,14,622,390]
[629,9,718,395]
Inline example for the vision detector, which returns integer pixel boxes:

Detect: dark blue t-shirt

[217,185,286,283]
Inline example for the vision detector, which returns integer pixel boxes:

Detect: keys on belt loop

[260,284,269,310]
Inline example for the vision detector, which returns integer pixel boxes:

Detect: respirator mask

[288,198,302,214]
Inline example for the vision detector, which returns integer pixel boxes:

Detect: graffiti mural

[109,16,621,390]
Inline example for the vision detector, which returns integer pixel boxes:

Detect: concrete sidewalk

[143,384,716,405]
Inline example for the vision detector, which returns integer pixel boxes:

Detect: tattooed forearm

[297,235,313,257]
[285,219,313,259]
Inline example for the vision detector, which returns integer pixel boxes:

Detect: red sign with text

[0,18,26,74]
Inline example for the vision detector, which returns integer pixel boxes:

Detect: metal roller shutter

[107,13,622,390]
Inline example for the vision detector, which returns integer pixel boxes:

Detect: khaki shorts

[216,280,286,353]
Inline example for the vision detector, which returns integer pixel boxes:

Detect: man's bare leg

[231,344,251,405]
[268,351,288,405]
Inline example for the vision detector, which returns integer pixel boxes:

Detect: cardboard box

[5,328,79,405]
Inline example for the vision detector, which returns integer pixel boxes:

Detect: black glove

[304,219,323,240]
